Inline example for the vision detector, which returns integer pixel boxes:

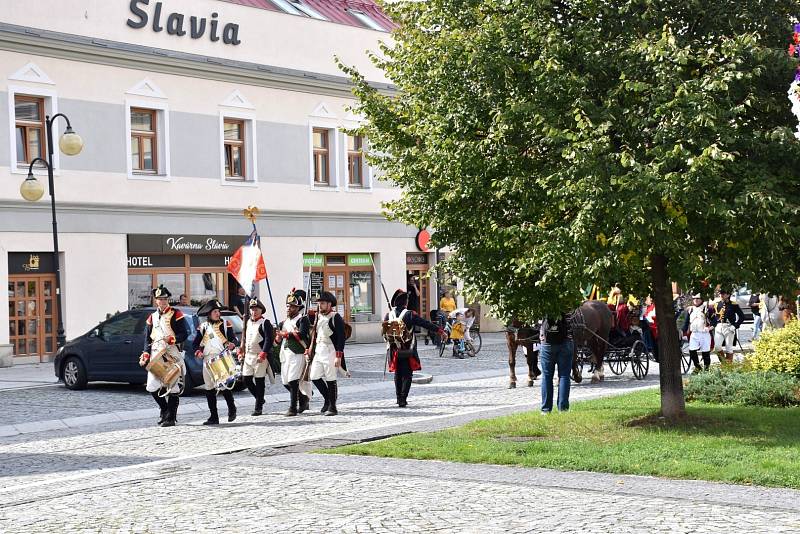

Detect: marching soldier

[140,285,190,427]
[239,298,274,416]
[682,293,713,372]
[192,299,238,425]
[385,289,444,407]
[307,291,346,416]
[276,289,312,416]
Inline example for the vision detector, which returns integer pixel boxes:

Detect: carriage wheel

[630,340,649,379]
[607,355,627,376]
[681,351,691,374]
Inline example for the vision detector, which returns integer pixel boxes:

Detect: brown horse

[505,320,541,388]
[570,300,613,384]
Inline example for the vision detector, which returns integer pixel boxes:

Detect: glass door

[325,270,348,318]
[8,275,58,361]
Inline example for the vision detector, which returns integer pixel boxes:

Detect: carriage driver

[193,299,238,425]
[307,291,346,416]
[238,298,274,416]
[140,285,190,427]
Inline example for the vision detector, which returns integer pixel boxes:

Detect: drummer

[140,285,190,427]
[193,299,238,425]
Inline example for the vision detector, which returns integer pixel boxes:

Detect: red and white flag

[227,229,267,295]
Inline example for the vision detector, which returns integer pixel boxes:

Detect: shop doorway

[8,274,59,361]
[406,252,431,320]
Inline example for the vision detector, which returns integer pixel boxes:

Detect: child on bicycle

[448,308,476,353]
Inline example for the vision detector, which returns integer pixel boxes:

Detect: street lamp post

[19,113,84,351]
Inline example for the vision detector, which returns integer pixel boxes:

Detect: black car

[53,307,244,393]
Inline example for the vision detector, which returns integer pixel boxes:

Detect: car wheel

[62,357,88,390]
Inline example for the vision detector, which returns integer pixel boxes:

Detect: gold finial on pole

[243,205,260,223]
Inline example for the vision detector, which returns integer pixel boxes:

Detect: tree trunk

[650,254,687,419]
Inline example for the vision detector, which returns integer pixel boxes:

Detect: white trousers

[688,331,712,352]
[145,345,185,394]
[714,323,736,353]
[309,346,337,382]
[280,350,305,385]
[242,351,268,378]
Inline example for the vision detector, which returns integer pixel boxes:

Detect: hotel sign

[127,0,242,45]
[128,235,242,255]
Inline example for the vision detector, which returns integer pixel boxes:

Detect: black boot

[252,377,266,416]
[285,380,299,416]
[244,375,257,399]
[161,395,179,427]
[299,392,310,413]
[702,351,711,371]
[313,379,330,413]
[151,391,168,426]
[324,381,338,416]
[204,390,219,425]
[400,376,413,407]
[394,375,403,405]
[689,350,701,373]
[222,390,237,422]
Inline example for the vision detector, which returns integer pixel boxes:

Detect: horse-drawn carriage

[574,337,650,379]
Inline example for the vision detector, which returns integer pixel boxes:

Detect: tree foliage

[342,0,800,322]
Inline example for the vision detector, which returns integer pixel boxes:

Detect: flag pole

[253,221,278,325]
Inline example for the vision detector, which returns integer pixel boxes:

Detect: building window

[313,128,330,185]
[270,0,327,19]
[130,108,158,174]
[347,134,366,187]
[15,95,46,166]
[224,119,246,180]
[348,9,385,31]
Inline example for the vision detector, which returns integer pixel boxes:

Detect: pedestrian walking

[307,291,346,416]
[711,289,745,363]
[749,293,762,340]
[682,293,712,372]
[140,285,190,427]
[238,298,274,416]
[193,299,238,425]
[538,314,573,414]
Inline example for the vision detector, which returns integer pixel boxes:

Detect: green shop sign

[303,254,324,267]
[348,254,373,267]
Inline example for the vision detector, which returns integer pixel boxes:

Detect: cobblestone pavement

[0,327,780,533]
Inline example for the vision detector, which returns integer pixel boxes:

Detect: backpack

[382,309,413,348]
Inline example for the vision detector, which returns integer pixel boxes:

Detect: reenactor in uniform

[307,291,346,416]
[711,289,745,363]
[385,289,444,407]
[140,285,190,427]
[239,298,274,416]
[276,289,311,416]
[192,299,238,425]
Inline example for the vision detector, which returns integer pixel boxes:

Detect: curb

[0,367,512,438]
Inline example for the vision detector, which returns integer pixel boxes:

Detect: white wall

[0,0,391,83]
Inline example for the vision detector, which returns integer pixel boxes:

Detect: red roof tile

[220,0,395,31]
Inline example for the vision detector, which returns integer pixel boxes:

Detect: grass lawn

[331,389,800,489]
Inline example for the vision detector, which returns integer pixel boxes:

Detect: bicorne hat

[691,293,703,299]
[248,298,266,313]
[197,299,225,317]
[286,288,306,309]
[391,289,408,308]
[152,285,171,299]
[318,291,337,307]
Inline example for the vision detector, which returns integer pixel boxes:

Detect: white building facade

[0,0,448,363]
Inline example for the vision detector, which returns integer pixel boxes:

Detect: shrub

[685,367,800,408]
[750,319,800,375]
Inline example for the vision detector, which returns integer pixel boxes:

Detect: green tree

[343,0,800,418]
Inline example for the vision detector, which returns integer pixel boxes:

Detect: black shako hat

[152,285,171,299]
[197,299,225,317]
[286,288,306,309]
[248,298,267,313]
[391,289,408,308]
[318,291,337,307]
